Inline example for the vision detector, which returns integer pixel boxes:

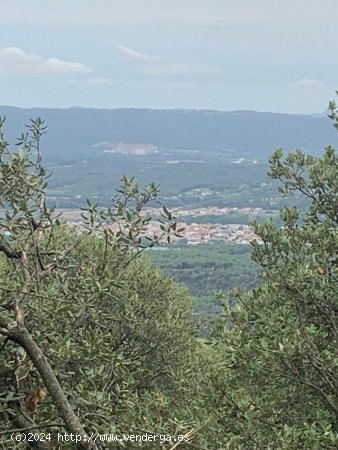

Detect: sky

[1,0,337,113]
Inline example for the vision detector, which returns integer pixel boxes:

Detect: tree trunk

[0,317,98,450]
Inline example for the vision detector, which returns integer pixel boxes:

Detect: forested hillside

[0,106,336,209]
[1,107,335,158]
[149,242,257,316]
[1,99,338,448]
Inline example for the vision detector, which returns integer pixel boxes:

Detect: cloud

[46,57,92,74]
[158,81,197,88]
[205,82,228,88]
[3,1,336,28]
[116,45,154,62]
[144,63,220,76]
[289,78,325,87]
[116,44,220,77]
[0,47,93,75]
[87,76,113,84]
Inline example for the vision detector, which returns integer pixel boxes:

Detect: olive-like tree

[209,99,338,448]
[0,118,192,449]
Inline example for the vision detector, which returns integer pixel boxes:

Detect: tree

[208,102,338,448]
[0,118,196,449]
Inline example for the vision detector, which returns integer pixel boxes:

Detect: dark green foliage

[208,143,338,448]
[0,118,198,449]
[183,213,278,225]
[149,242,258,316]
[1,106,335,209]
[2,97,338,449]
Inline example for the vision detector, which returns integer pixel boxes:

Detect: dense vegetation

[0,119,196,449]
[1,95,338,449]
[1,106,335,209]
[182,213,277,225]
[208,141,338,448]
[149,242,257,316]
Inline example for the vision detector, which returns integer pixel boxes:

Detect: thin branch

[0,316,98,450]
[7,401,52,450]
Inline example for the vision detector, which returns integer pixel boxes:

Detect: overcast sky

[1,0,337,113]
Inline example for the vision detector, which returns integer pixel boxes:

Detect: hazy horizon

[1,0,337,114]
[0,104,329,117]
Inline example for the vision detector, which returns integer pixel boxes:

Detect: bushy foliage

[2,94,338,449]
[0,118,199,449]
[209,140,338,447]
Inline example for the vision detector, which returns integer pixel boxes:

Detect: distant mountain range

[0,106,336,208]
[0,106,336,159]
